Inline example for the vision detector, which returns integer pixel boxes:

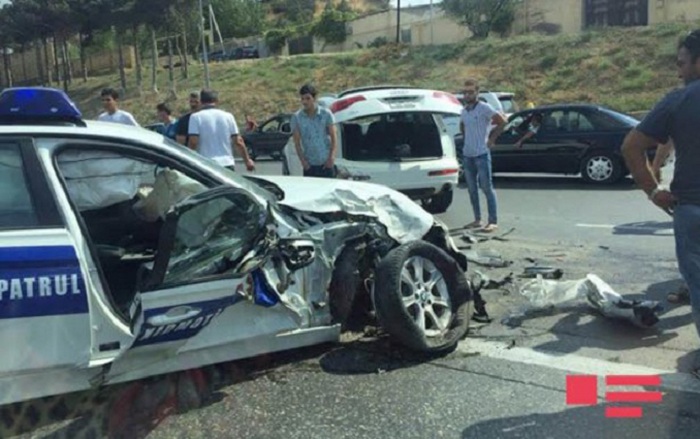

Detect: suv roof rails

[337,85,421,98]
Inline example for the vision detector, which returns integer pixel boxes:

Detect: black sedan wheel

[373,241,472,354]
[581,152,623,184]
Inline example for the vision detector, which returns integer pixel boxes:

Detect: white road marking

[459,338,700,395]
[576,223,615,229]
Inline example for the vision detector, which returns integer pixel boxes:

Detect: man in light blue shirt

[460,78,507,233]
[291,84,338,178]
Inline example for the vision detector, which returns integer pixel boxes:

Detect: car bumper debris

[502,274,663,328]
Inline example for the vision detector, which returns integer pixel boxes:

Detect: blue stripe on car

[0,246,88,318]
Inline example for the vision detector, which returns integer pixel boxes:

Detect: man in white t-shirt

[187,89,255,172]
[97,88,139,126]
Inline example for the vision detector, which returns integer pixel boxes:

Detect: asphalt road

[18,158,700,439]
[147,340,700,439]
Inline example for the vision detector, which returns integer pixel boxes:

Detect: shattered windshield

[162,191,268,286]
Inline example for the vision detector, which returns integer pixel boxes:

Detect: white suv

[282,86,463,214]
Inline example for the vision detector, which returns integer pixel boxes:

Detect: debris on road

[502,274,663,329]
[457,227,517,244]
[471,271,515,290]
[460,234,478,244]
[519,266,564,280]
[668,284,690,304]
[464,250,513,268]
[599,245,610,251]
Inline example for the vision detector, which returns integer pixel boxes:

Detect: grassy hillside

[66,20,699,126]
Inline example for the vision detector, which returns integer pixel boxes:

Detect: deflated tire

[373,241,472,353]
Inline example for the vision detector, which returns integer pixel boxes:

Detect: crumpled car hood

[251,175,435,244]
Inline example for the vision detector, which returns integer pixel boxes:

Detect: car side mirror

[278,239,316,271]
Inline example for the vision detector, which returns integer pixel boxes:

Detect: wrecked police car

[0,87,472,406]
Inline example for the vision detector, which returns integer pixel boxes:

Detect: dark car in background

[232,46,260,60]
[455,104,652,184]
[242,113,292,160]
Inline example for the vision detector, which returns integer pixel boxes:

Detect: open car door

[103,186,274,380]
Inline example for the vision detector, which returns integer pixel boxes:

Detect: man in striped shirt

[460,78,507,233]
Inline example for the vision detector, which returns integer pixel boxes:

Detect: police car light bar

[0,87,85,126]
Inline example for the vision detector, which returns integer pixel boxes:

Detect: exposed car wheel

[581,152,623,184]
[422,189,453,214]
[373,241,472,354]
[329,246,361,329]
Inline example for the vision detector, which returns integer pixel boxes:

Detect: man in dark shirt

[622,30,700,368]
[175,92,201,146]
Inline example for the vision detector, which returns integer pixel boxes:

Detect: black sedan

[455,104,653,184]
[242,113,292,160]
[232,46,260,59]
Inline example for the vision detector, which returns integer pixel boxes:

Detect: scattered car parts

[502,274,663,329]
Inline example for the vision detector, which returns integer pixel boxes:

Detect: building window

[585,0,649,28]
[401,29,412,43]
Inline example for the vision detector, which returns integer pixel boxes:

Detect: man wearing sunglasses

[622,30,700,375]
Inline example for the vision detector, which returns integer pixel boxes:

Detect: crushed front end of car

[244,176,474,354]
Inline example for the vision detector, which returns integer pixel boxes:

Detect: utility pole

[198,0,211,89]
[396,0,401,43]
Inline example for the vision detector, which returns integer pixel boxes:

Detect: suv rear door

[332,91,462,191]
[0,139,94,404]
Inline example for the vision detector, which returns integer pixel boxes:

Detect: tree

[441,0,519,39]
[265,28,288,55]
[312,1,355,51]
[132,0,175,93]
[211,0,265,39]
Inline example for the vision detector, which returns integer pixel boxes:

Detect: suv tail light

[428,169,459,176]
[330,95,366,113]
[433,91,461,106]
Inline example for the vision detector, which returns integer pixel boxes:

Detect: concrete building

[515,0,700,35]
[315,4,470,53]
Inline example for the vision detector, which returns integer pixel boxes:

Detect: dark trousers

[303,165,336,178]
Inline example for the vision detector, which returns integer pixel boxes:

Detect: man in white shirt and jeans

[460,78,507,233]
[187,89,255,172]
[97,88,139,126]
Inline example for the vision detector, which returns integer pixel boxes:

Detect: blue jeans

[674,203,700,338]
[464,152,498,224]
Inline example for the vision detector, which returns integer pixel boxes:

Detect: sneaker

[465,220,482,229]
[482,223,499,233]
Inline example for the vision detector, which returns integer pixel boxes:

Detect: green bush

[539,54,558,69]
[368,37,389,48]
[264,29,288,54]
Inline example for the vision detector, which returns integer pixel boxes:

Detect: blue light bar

[0,87,84,125]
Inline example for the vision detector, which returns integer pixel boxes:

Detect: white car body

[282,86,463,214]
[0,88,472,407]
